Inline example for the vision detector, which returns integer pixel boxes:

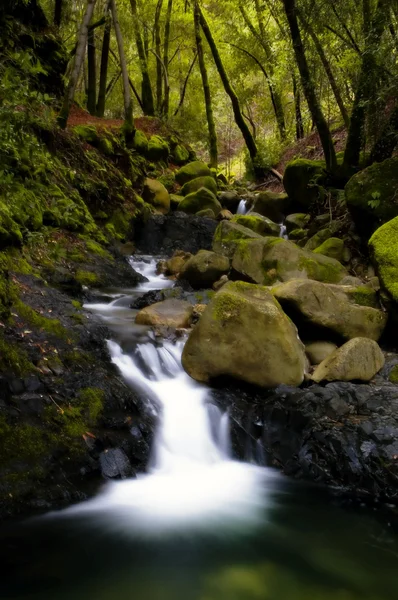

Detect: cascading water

[237,199,248,214]
[64,256,276,535]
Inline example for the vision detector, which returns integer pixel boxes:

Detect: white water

[130,255,174,291]
[63,257,277,535]
[237,199,248,214]
[279,222,288,239]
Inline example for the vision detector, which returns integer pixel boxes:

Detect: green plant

[368,191,381,210]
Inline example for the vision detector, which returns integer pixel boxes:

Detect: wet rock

[312,338,385,383]
[285,213,310,233]
[219,190,240,212]
[305,341,338,365]
[252,191,290,222]
[164,250,192,276]
[232,213,280,236]
[217,209,233,221]
[99,448,132,479]
[180,250,230,289]
[135,299,194,329]
[142,178,170,214]
[212,220,263,259]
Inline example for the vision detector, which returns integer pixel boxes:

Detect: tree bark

[292,72,304,140]
[58,0,97,129]
[162,0,173,118]
[154,0,164,115]
[54,0,63,27]
[194,0,217,168]
[198,7,258,166]
[173,52,197,116]
[87,23,97,115]
[343,0,389,169]
[96,0,112,117]
[282,0,337,172]
[129,0,155,116]
[111,0,135,139]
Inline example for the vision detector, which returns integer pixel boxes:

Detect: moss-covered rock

[179,187,222,216]
[175,161,211,186]
[133,130,149,154]
[180,250,230,289]
[272,279,387,341]
[170,193,183,210]
[285,213,311,233]
[180,175,218,197]
[147,135,170,161]
[312,338,385,383]
[232,237,347,286]
[181,281,306,388]
[142,178,170,214]
[172,144,190,165]
[219,190,240,212]
[252,191,290,222]
[283,159,326,210]
[232,213,280,236]
[135,299,194,328]
[345,157,398,237]
[212,220,263,258]
[369,216,398,303]
[314,237,345,261]
[196,208,216,219]
[289,228,307,242]
[163,250,192,275]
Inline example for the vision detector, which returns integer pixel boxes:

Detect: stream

[1,256,398,599]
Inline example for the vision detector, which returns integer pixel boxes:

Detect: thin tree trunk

[162,0,173,118]
[129,0,155,116]
[194,0,217,168]
[343,0,389,169]
[292,72,304,140]
[282,0,337,172]
[106,70,121,99]
[198,7,258,167]
[58,0,97,129]
[96,0,112,117]
[154,0,164,115]
[299,13,350,128]
[111,0,135,139]
[87,23,97,115]
[54,0,63,27]
[173,52,197,116]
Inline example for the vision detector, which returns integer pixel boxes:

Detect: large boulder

[283,159,326,210]
[147,135,170,161]
[180,250,230,289]
[142,178,170,214]
[180,175,217,197]
[212,220,263,258]
[312,338,385,383]
[272,279,387,341]
[313,237,345,262]
[170,194,183,210]
[182,281,306,387]
[369,216,398,304]
[178,187,222,216]
[345,157,398,237]
[135,299,193,328]
[232,237,347,285]
[285,213,310,233]
[163,250,192,276]
[251,191,290,222]
[175,161,211,186]
[219,190,240,212]
[232,213,280,236]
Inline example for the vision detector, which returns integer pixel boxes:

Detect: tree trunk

[239,3,286,140]
[162,0,173,118]
[129,0,155,116]
[194,0,217,168]
[58,0,97,129]
[54,0,63,27]
[96,0,112,117]
[173,52,197,117]
[282,0,337,172]
[154,0,164,115]
[369,104,398,163]
[111,0,135,139]
[292,72,304,140]
[87,24,97,115]
[198,7,258,166]
[343,0,389,170]
[299,13,350,128]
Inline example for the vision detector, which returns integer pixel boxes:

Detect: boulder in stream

[312,338,385,383]
[180,250,230,289]
[179,187,222,216]
[232,213,280,236]
[135,299,194,328]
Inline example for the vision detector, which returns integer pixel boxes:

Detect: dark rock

[13,393,46,416]
[9,379,25,395]
[23,376,42,393]
[134,212,217,256]
[99,448,132,479]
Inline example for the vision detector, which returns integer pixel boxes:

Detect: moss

[158,172,176,192]
[233,215,279,236]
[133,130,149,154]
[369,217,398,302]
[81,237,113,260]
[313,237,344,261]
[389,365,398,383]
[175,161,211,186]
[213,291,246,321]
[0,332,34,375]
[71,300,82,309]
[348,286,378,308]
[283,159,326,210]
[298,255,343,284]
[75,270,99,286]
[108,208,131,240]
[63,349,93,367]
[73,125,101,145]
[0,415,49,464]
[78,387,105,422]
[180,176,218,197]
[147,135,170,161]
[289,228,307,241]
[14,299,69,339]
[172,144,190,165]
[46,387,105,440]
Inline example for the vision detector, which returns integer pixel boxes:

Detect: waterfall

[279,222,288,239]
[237,199,248,215]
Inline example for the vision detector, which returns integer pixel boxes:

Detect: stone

[232,237,347,286]
[251,191,290,222]
[345,157,398,237]
[305,341,338,365]
[147,135,170,161]
[170,194,183,210]
[135,299,194,328]
[213,274,229,291]
[312,338,385,383]
[369,216,398,303]
[219,190,240,212]
[283,159,326,209]
[175,161,211,186]
[232,213,280,236]
[164,250,192,276]
[99,448,132,479]
[180,175,217,197]
[285,213,310,233]
[196,208,216,219]
[142,178,170,214]
[172,144,190,165]
[217,209,233,221]
[212,220,263,258]
[272,279,387,341]
[182,281,306,387]
[313,237,345,261]
[133,130,148,154]
[180,250,230,289]
[289,228,307,242]
[178,187,222,216]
